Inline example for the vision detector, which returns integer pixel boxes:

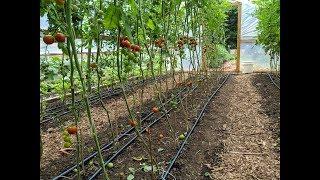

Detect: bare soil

[40,73,280,180]
[169,73,280,180]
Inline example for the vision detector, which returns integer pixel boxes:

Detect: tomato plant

[40,0,234,179]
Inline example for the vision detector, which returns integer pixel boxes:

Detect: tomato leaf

[103,5,121,30]
[146,19,155,30]
[128,0,138,16]
[127,174,134,180]
[143,165,152,172]
[128,167,135,174]
[122,14,133,42]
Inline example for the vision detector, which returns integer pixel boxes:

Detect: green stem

[65,1,109,179]
[66,36,81,180]
[87,39,93,93]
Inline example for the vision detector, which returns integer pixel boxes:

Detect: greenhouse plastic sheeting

[40,0,275,71]
[238,0,272,71]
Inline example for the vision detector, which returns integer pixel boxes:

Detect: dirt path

[170,73,280,179]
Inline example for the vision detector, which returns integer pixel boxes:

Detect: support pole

[236,2,242,73]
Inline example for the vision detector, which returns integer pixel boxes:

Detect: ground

[40,73,280,179]
[170,73,280,179]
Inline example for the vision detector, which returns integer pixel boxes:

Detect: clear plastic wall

[240,42,271,71]
[41,1,275,72]
[239,0,272,71]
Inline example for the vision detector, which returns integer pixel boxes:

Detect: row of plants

[253,0,280,72]
[40,0,232,179]
[40,52,166,100]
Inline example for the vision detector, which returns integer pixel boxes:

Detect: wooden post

[235,1,242,73]
[201,24,208,76]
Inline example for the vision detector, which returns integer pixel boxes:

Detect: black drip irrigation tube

[45,74,170,112]
[41,85,131,124]
[44,78,141,112]
[160,73,231,180]
[52,75,203,180]
[266,73,280,90]
[41,74,171,125]
[87,79,203,180]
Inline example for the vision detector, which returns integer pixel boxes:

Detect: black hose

[51,75,200,179]
[160,73,230,179]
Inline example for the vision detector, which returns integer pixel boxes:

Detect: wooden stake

[235,2,242,73]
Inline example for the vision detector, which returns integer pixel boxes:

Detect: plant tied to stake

[40,0,234,178]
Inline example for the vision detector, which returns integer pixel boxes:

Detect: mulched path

[169,73,280,179]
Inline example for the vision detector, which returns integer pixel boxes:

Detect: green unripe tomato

[64,142,72,148]
[62,130,69,136]
[63,135,72,143]
[89,161,94,166]
[179,134,185,140]
[107,162,114,169]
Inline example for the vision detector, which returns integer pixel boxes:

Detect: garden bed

[167,73,280,179]
[40,72,191,179]
[82,72,226,179]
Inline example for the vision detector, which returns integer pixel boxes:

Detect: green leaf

[103,5,121,30]
[128,167,135,174]
[152,165,157,173]
[127,174,134,180]
[122,14,133,41]
[143,165,152,172]
[128,0,138,16]
[204,172,210,177]
[146,19,155,30]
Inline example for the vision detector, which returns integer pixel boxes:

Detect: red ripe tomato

[121,40,131,48]
[134,45,141,52]
[159,134,164,139]
[55,33,66,43]
[152,107,159,113]
[55,0,65,5]
[67,126,77,135]
[128,119,137,127]
[120,36,129,42]
[131,45,141,52]
[43,35,55,45]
